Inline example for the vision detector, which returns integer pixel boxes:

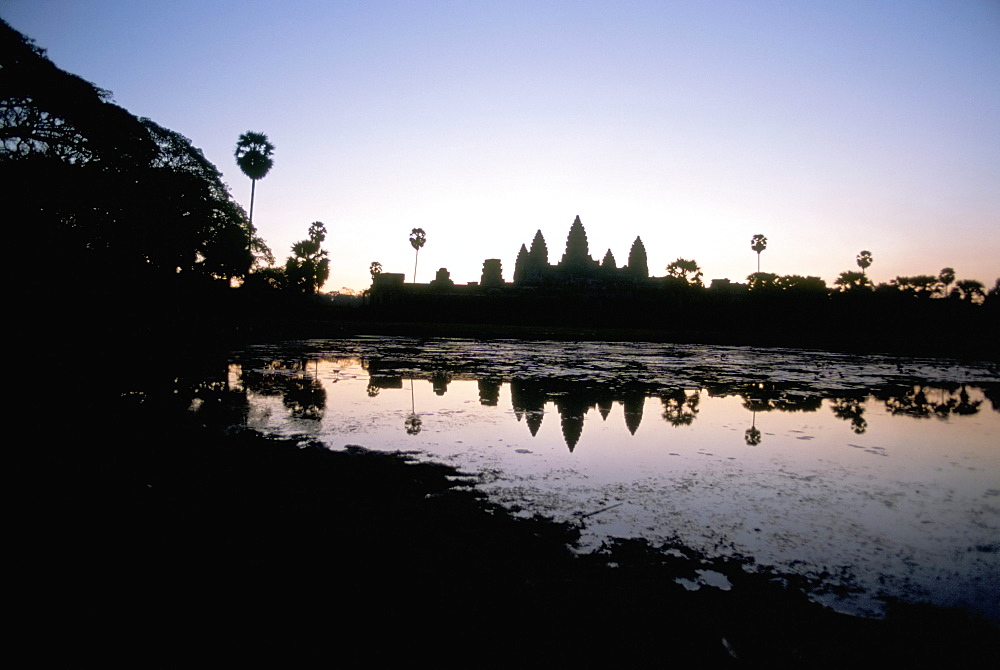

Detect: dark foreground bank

[30,377,996,666]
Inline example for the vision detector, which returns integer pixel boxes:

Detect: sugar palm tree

[234,131,275,226]
[939,267,956,298]
[409,228,426,283]
[856,250,873,275]
[750,234,767,273]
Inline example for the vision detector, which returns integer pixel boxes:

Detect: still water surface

[205,337,999,620]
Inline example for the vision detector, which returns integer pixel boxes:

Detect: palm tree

[750,234,767,273]
[409,228,426,283]
[856,250,873,275]
[234,131,275,226]
[939,267,956,298]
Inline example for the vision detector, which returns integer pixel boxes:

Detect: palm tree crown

[856,250,873,275]
[750,234,767,272]
[234,131,275,181]
[409,228,426,282]
[234,131,274,227]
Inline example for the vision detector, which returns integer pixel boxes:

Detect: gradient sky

[4,0,998,291]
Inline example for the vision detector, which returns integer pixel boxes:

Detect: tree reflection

[830,395,868,434]
[660,389,700,427]
[240,359,326,421]
[745,411,762,446]
[406,378,422,435]
[877,384,982,419]
[282,376,326,420]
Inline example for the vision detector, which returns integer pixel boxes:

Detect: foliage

[856,250,873,274]
[776,275,827,293]
[234,131,275,181]
[834,271,872,292]
[666,258,703,287]
[1,21,271,290]
[889,275,940,298]
[746,272,779,291]
[234,130,274,226]
[749,233,767,270]
[369,261,383,281]
[938,267,955,297]
[409,228,426,282]
[953,279,985,304]
[285,221,330,293]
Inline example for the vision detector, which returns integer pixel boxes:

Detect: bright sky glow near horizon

[3,0,999,292]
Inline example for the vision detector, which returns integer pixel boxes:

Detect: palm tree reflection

[405,378,422,435]
[745,411,762,446]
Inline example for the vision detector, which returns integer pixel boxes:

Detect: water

[198,337,999,621]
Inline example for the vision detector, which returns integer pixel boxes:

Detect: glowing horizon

[4,0,997,291]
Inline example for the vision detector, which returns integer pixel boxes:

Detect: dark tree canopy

[285,221,330,293]
[1,20,271,293]
[234,131,275,182]
[666,258,703,287]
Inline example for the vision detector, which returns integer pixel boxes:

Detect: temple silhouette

[370,215,656,302]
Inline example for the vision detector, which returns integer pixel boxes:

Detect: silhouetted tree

[626,237,648,279]
[954,279,986,304]
[856,250,873,275]
[1,21,270,290]
[989,279,1000,301]
[939,267,956,298]
[285,221,330,293]
[834,271,871,292]
[750,234,767,273]
[369,261,382,282]
[234,131,274,227]
[747,272,779,291]
[775,275,827,293]
[409,227,426,282]
[890,275,939,298]
[666,258,703,287]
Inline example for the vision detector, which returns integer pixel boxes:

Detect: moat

[188,337,1000,622]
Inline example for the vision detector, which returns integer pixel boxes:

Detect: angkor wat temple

[371,215,652,299]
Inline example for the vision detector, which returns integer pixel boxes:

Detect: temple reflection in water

[219,356,997,453]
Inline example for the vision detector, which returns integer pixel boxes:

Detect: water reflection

[208,339,999,621]
[229,356,996,451]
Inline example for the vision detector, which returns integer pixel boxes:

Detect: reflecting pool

[202,337,999,620]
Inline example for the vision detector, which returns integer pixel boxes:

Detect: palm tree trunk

[413,249,419,283]
[248,179,257,226]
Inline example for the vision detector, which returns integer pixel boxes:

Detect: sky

[3,0,999,292]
